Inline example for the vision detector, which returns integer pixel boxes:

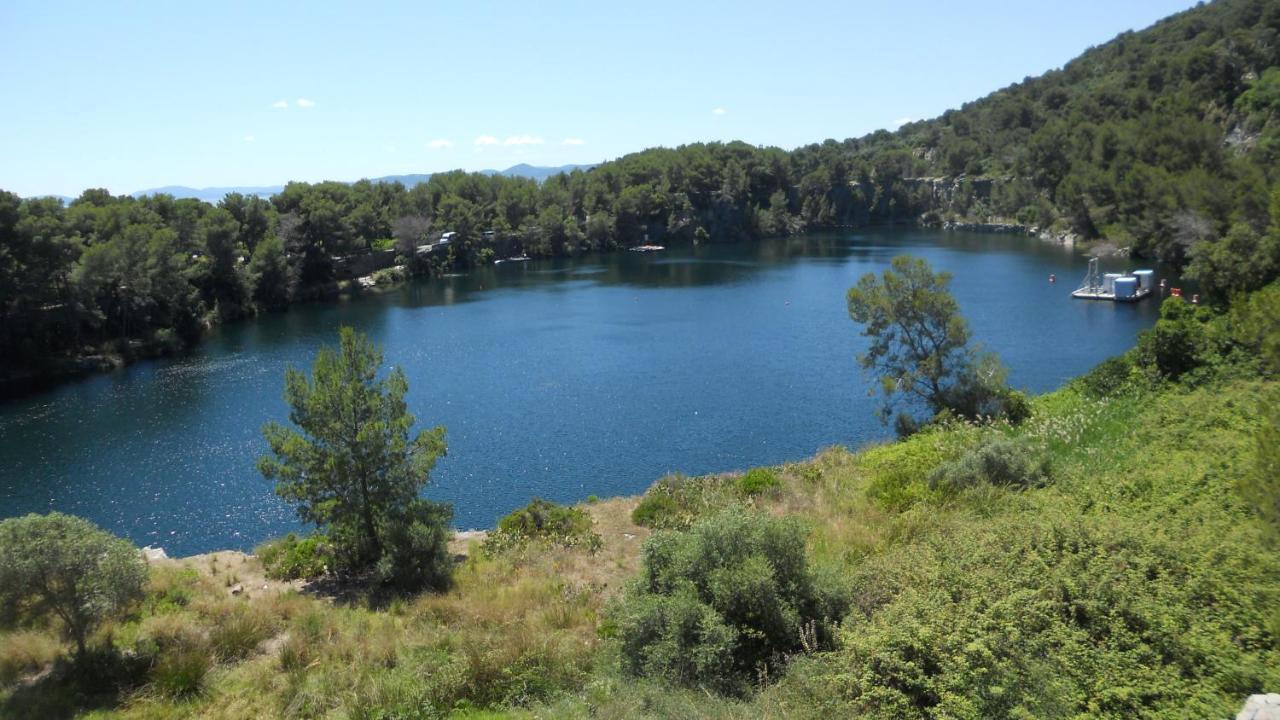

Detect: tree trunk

[73,624,87,662]
[358,476,382,563]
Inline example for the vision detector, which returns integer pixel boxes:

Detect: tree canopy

[258,327,450,588]
[0,512,147,658]
[848,255,1018,433]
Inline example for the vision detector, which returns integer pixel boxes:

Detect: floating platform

[1070,286,1152,302]
[1071,258,1155,303]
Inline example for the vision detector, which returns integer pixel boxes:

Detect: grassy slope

[1,375,1275,719]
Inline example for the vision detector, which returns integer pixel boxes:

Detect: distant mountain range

[127,163,596,203]
[127,185,286,202]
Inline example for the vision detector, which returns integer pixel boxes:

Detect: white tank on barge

[1071,258,1155,302]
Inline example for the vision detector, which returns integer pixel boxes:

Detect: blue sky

[1,0,1197,198]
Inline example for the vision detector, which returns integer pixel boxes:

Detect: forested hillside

[3,0,1279,388]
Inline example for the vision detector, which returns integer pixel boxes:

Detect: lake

[0,229,1170,555]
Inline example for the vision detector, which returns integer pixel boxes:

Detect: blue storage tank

[1114,277,1138,300]
[1132,269,1155,290]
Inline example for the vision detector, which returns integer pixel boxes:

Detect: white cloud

[474,135,499,146]
[892,117,915,128]
[561,137,585,145]
[712,107,727,115]
[243,135,256,142]
[296,97,316,108]
[503,135,544,146]
[271,99,288,109]
[427,139,455,149]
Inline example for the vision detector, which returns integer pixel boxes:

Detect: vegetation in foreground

[1,278,1278,718]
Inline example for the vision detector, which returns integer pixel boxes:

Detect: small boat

[629,244,665,253]
[1070,258,1154,302]
[494,255,531,265]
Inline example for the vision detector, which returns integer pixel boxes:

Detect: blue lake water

[0,230,1171,555]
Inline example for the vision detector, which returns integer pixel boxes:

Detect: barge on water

[1071,257,1155,302]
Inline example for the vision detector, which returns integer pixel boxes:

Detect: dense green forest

[3,0,1280,389]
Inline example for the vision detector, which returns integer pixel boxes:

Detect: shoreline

[142,527,495,567]
[0,222,1107,403]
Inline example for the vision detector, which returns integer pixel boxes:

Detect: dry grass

[31,507,654,719]
[0,629,61,687]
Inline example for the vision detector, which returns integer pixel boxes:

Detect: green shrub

[630,473,742,530]
[614,510,848,695]
[796,514,1280,719]
[209,605,276,661]
[0,513,147,659]
[863,424,977,510]
[928,436,1050,494]
[375,499,454,593]
[149,641,212,698]
[485,499,601,554]
[368,265,408,285]
[143,567,199,615]
[737,468,781,496]
[631,492,682,529]
[1138,296,1224,381]
[1230,280,1280,376]
[1241,388,1280,544]
[1000,389,1033,424]
[255,533,332,580]
[797,464,824,485]
[1078,354,1140,397]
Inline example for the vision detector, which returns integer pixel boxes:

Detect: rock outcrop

[1238,694,1280,720]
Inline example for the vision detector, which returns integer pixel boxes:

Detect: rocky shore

[938,218,1085,250]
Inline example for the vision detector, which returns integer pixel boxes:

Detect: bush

[1078,354,1140,398]
[208,605,276,661]
[614,511,848,695]
[375,500,454,593]
[1000,389,1033,424]
[737,468,781,497]
[631,492,682,528]
[485,499,601,554]
[797,514,1279,719]
[255,533,332,580]
[928,436,1051,494]
[1231,280,1280,376]
[142,567,199,615]
[1138,296,1223,381]
[630,473,741,530]
[149,640,212,698]
[863,423,979,511]
[0,513,147,659]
